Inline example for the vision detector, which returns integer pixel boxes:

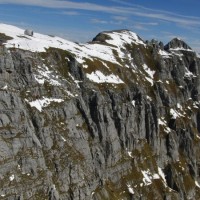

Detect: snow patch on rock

[170,108,184,119]
[34,65,61,86]
[127,184,134,194]
[158,50,171,58]
[86,71,124,84]
[9,174,15,181]
[26,97,64,112]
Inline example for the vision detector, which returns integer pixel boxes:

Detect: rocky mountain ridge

[0,24,200,200]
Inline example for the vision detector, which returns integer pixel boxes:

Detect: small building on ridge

[24,29,33,36]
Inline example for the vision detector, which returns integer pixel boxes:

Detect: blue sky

[0,0,200,52]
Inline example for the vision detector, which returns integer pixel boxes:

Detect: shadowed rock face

[164,38,192,50]
[0,29,200,200]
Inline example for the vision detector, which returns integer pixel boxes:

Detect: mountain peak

[92,29,145,46]
[164,37,192,51]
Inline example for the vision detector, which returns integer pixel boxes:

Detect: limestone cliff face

[0,25,200,200]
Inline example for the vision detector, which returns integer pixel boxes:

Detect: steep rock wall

[0,30,200,200]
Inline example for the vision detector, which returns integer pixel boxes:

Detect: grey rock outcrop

[164,38,192,50]
[0,30,200,200]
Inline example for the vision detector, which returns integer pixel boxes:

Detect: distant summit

[164,37,192,51]
[92,29,130,43]
[92,29,145,47]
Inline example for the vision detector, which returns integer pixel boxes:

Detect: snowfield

[105,30,146,47]
[0,24,144,66]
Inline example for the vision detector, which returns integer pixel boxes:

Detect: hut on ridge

[24,29,34,36]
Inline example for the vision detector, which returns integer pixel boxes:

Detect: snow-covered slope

[104,30,145,47]
[0,24,145,66]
